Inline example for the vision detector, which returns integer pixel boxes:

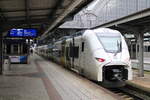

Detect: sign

[9,56,27,63]
[9,29,37,38]
[9,56,20,63]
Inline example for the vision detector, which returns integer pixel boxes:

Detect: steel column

[0,32,3,74]
[137,32,144,77]
[136,43,138,59]
[131,44,133,58]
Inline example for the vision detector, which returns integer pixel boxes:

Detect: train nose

[107,53,121,62]
[105,68,123,81]
[103,66,128,82]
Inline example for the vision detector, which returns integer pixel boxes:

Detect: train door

[73,36,80,71]
[79,39,85,74]
[69,38,74,68]
[64,38,71,68]
[68,35,81,72]
[68,37,76,69]
[61,40,66,66]
[65,42,70,68]
[65,34,82,72]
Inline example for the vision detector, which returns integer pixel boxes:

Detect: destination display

[9,29,37,37]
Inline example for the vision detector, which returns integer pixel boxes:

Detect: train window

[97,35,121,53]
[82,42,84,52]
[69,46,79,58]
[74,46,79,58]
[148,46,150,52]
[144,46,147,52]
[69,47,73,57]
[66,47,70,60]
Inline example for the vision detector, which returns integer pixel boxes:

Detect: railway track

[109,85,150,100]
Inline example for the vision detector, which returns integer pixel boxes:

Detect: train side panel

[80,31,100,80]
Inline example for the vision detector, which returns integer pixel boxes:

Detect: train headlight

[96,58,105,62]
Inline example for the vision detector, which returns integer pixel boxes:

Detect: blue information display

[9,29,37,37]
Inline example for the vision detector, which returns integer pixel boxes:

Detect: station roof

[0,0,93,36]
[93,8,150,33]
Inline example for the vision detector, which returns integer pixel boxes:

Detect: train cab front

[101,65,129,88]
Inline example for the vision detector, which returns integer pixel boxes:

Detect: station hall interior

[0,0,150,100]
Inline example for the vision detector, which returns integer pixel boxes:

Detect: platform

[126,69,150,93]
[0,54,122,100]
[130,58,150,92]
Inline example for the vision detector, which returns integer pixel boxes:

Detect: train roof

[54,28,121,42]
[70,28,121,37]
[92,28,121,36]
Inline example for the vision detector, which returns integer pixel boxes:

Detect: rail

[109,85,150,100]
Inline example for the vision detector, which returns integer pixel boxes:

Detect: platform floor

[0,54,121,100]
[130,58,150,92]
[126,70,150,93]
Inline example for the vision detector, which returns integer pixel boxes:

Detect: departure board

[9,29,37,37]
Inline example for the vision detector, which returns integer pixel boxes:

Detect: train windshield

[97,34,121,53]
